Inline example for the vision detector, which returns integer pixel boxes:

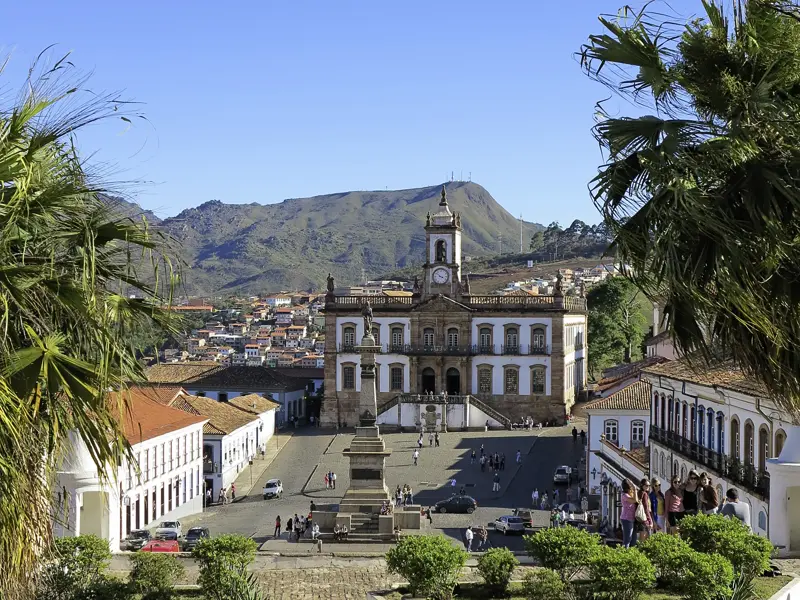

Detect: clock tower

[423,185,462,297]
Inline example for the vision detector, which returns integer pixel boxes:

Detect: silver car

[494,515,525,535]
[553,465,572,484]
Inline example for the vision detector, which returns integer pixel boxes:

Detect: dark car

[122,529,152,551]
[181,527,210,551]
[434,495,477,514]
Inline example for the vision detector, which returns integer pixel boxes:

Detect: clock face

[433,268,450,284]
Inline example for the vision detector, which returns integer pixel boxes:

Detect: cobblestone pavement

[183,422,586,553]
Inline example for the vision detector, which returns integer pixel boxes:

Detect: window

[478,367,492,393]
[423,328,435,347]
[390,366,403,391]
[604,419,618,443]
[744,421,755,466]
[435,239,447,262]
[371,326,380,345]
[776,429,787,458]
[144,449,150,481]
[343,326,356,347]
[661,454,667,477]
[531,327,546,351]
[531,366,546,394]
[680,465,687,481]
[343,365,355,390]
[479,327,492,351]
[447,328,458,348]
[731,417,741,460]
[391,327,403,347]
[504,368,519,394]
[631,420,645,449]
[506,328,518,348]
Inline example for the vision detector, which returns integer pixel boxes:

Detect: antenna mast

[520,214,523,253]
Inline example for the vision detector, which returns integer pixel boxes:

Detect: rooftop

[227,393,280,414]
[643,357,766,397]
[585,380,652,412]
[171,394,259,435]
[111,389,207,444]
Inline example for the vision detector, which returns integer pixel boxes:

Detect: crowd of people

[273,510,319,543]
[463,525,489,551]
[617,470,752,548]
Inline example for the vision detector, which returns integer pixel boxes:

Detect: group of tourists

[211,483,235,505]
[463,525,489,551]
[394,484,414,506]
[274,512,319,542]
[619,470,752,547]
[323,471,337,489]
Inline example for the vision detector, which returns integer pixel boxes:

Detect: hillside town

[8,1,800,599]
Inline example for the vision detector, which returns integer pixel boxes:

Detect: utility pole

[519,214,523,253]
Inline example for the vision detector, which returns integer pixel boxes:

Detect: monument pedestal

[339,426,392,513]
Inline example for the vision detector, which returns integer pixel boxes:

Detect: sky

[5,0,699,225]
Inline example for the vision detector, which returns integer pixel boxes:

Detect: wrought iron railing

[649,426,769,499]
[327,294,587,311]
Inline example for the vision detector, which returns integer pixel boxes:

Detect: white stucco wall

[586,410,650,495]
[470,355,552,396]
[470,318,553,354]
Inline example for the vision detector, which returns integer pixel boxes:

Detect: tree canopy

[581,0,800,412]
[587,277,649,378]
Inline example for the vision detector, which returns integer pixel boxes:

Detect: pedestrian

[479,444,485,457]
[408,485,414,504]
[231,483,236,501]
[396,486,402,507]
[418,437,423,450]
[464,526,474,552]
[566,487,573,503]
[485,419,489,432]
[492,472,501,492]
[459,485,466,495]
[700,473,719,515]
[581,495,589,514]
[451,478,457,490]
[332,472,337,489]
[426,506,433,524]
[516,450,521,464]
[620,479,639,547]
[480,455,486,471]
[429,432,434,446]
[471,449,476,464]
[287,516,293,540]
[435,432,440,447]
[572,427,578,442]
[721,488,751,531]
[218,487,225,505]
[541,492,549,510]
[274,515,282,538]
[488,454,494,470]
[324,473,329,489]
[532,488,539,507]
[500,453,506,470]
[413,449,419,465]
[205,488,212,507]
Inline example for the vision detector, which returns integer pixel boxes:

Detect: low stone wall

[395,508,421,529]
[312,511,337,529]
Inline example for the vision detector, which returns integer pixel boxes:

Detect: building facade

[54,390,207,551]
[322,185,588,427]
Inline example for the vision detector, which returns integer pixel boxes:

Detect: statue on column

[326,273,335,295]
[361,299,374,334]
[555,272,564,296]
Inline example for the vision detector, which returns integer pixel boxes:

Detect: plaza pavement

[181,419,588,553]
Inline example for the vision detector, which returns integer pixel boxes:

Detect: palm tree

[0,55,178,598]
[580,0,800,414]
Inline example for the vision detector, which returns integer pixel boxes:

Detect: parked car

[434,495,477,514]
[494,515,525,535]
[553,465,572,484]
[511,508,534,527]
[181,527,210,551]
[122,529,152,551]
[155,520,182,540]
[140,540,180,553]
[262,478,283,499]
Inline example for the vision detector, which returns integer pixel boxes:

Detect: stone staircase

[350,513,379,534]
[466,395,512,429]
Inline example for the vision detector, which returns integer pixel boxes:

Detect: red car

[140,540,180,553]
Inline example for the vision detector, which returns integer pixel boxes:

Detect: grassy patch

[377,576,794,599]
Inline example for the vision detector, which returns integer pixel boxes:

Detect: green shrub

[678,513,772,576]
[385,535,468,600]
[128,553,185,600]
[523,526,601,582]
[38,535,113,600]
[521,569,567,600]
[192,534,257,600]
[476,548,519,594]
[674,551,734,600]
[588,547,655,600]
[638,533,693,586]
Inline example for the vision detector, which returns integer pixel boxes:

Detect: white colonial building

[643,359,800,550]
[54,389,208,551]
[584,380,651,531]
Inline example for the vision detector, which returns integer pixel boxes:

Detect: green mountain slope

[152,182,542,295]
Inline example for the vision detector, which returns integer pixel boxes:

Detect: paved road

[185,421,588,552]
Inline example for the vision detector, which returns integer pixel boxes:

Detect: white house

[53,388,208,551]
[643,359,785,546]
[168,392,277,500]
[584,380,651,530]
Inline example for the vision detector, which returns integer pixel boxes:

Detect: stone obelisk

[339,301,392,513]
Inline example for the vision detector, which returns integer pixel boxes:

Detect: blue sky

[5,0,699,225]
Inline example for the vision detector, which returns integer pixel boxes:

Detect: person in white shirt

[464,526,474,551]
[532,488,539,507]
[413,449,419,465]
[311,523,320,540]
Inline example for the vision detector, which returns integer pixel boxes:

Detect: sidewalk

[219,431,292,504]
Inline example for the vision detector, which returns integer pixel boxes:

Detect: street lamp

[591,467,598,480]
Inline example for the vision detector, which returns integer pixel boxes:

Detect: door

[446,368,460,395]
[422,368,436,394]
[789,486,800,552]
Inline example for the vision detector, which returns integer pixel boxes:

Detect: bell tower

[423,184,462,297]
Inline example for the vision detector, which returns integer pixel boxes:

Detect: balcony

[502,345,520,355]
[649,426,769,499]
[387,344,476,356]
[203,459,218,474]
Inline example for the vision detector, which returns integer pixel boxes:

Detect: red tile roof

[585,380,652,412]
[111,389,207,445]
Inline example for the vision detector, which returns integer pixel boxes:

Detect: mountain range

[113,182,544,295]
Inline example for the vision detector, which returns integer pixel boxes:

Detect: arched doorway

[422,368,436,394]
[446,368,460,395]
